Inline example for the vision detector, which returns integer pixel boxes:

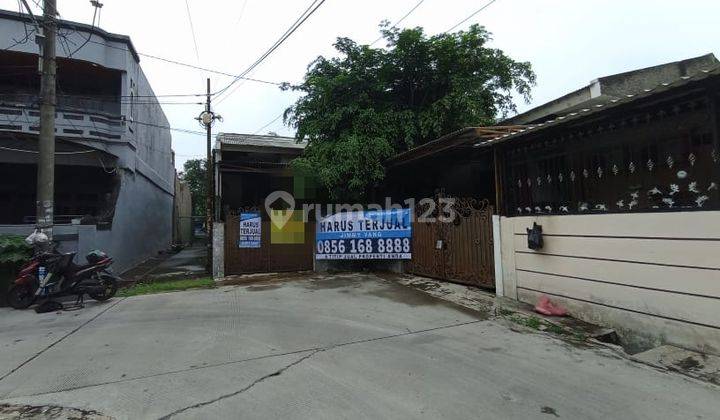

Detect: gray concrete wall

[212,222,224,279]
[174,178,193,245]
[0,169,173,274]
[504,53,719,125]
[0,10,135,73]
[598,53,719,97]
[125,62,175,193]
[96,169,174,273]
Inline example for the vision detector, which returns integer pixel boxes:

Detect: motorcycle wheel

[88,273,119,301]
[8,284,36,309]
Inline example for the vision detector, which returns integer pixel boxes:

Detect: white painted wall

[492,215,504,297]
[499,212,720,354]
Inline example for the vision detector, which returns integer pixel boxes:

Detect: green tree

[180,158,207,217]
[284,24,535,201]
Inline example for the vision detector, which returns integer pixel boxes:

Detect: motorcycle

[7,245,120,310]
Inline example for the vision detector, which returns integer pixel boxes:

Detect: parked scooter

[7,231,120,310]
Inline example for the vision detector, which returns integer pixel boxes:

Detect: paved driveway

[0,274,718,419]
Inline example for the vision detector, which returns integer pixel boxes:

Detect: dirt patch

[403,280,447,293]
[541,406,559,417]
[674,356,703,371]
[390,274,607,351]
[364,281,489,320]
[301,275,367,290]
[245,284,284,292]
[0,403,112,419]
[219,271,316,286]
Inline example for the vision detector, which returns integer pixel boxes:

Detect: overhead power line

[370,0,426,46]
[184,0,200,61]
[1,24,36,51]
[82,39,283,86]
[67,1,101,58]
[0,145,97,155]
[445,0,498,33]
[3,14,283,90]
[213,0,327,102]
[132,119,206,136]
[253,111,285,135]
[0,92,205,101]
[236,0,249,23]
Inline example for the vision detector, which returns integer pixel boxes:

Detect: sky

[2,0,719,172]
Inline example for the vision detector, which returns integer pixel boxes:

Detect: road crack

[156,319,485,419]
[158,350,322,419]
[0,298,126,387]
[5,319,485,400]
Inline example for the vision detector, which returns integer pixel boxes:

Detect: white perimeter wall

[499,211,720,354]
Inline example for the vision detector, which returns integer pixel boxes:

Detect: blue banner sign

[316,209,412,260]
[239,212,261,248]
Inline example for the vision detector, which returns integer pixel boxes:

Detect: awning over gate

[385,126,527,168]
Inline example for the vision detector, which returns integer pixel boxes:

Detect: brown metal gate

[224,213,315,275]
[406,197,495,288]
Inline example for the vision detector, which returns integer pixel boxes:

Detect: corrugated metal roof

[217,133,306,150]
[478,65,720,147]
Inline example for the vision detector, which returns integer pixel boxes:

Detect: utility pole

[196,78,220,273]
[205,78,213,271]
[37,0,57,240]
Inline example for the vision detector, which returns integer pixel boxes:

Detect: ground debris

[389,274,496,314]
[0,403,112,420]
[541,406,559,417]
[633,345,720,385]
[218,271,317,286]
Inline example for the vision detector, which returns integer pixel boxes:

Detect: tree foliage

[180,159,207,217]
[284,24,535,201]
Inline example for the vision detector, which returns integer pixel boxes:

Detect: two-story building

[0,10,175,272]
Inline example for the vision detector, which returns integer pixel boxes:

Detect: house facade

[0,10,175,272]
[382,54,720,354]
[212,133,314,277]
[492,58,720,354]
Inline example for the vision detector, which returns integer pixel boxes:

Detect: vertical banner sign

[238,212,261,248]
[316,209,412,260]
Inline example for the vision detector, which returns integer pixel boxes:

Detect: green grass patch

[497,307,514,317]
[545,323,565,335]
[524,316,541,329]
[508,315,541,330]
[507,314,562,332]
[119,277,215,297]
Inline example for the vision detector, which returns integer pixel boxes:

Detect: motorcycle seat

[66,262,95,275]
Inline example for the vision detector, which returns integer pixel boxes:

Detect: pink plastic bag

[534,294,568,316]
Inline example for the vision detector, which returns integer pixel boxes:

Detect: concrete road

[0,274,718,419]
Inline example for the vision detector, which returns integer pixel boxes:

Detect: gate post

[492,215,504,297]
[212,222,225,280]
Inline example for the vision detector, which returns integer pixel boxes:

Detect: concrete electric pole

[197,78,220,273]
[205,78,212,271]
[37,0,58,240]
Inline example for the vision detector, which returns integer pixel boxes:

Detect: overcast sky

[2,0,719,172]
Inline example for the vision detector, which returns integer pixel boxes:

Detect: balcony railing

[0,93,121,115]
[0,101,125,141]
